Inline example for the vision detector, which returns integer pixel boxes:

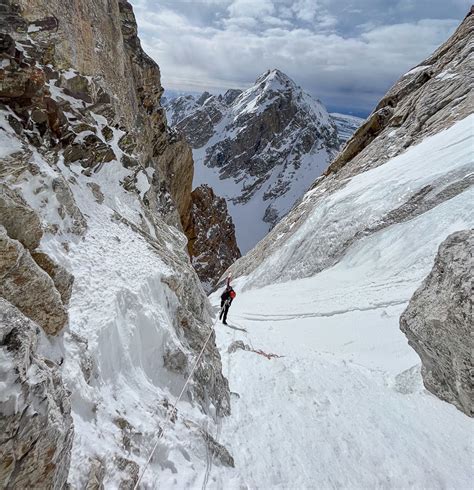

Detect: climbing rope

[133,315,219,489]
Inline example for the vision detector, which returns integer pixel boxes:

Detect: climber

[219,275,236,325]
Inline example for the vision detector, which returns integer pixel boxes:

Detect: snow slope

[235,114,474,290]
[203,115,474,488]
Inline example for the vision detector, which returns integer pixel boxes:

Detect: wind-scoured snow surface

[239,114,474,290]
[204,115,473,488]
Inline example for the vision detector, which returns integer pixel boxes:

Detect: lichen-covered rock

[188,185,241,291]
[0,298,73,488]
[400,230,473,416]
[0,226,68,335]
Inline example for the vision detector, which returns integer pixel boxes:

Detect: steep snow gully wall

[0,1,229,487]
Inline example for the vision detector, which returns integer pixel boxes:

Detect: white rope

[134,316,219,489]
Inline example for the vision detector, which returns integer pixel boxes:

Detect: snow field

[204,115,474,489]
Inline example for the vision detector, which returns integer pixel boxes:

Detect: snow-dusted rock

[400,230,474,416]
[188,184,241,291]
[0,1,231,487]
[0,298,73,489]
[326,9,473,179]
[167,69,341,252]
[0,184,43,250]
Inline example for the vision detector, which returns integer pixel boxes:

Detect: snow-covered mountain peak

[166,69,343,253]
[254,68,297,91]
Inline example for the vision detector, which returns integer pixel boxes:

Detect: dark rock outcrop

[0,298,74,488]
[400,230,473,416]
[188,185,241,291]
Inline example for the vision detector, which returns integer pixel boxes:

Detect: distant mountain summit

[330,112,364,144]
[166,69,353,253]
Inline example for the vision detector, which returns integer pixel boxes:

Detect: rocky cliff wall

[0,1,230,486]
[188,185,241,291]
[5,0,193,231]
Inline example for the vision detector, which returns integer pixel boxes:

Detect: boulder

[400,230,473,416]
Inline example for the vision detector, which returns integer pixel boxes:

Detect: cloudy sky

[129,0,470,116]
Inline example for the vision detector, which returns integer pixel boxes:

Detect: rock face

[188,185,241,291]
[226,10,474,287]
[325,9,473,179]
[166,69,341,252]
[0,184,71,335]
[0,226,68,335]
[0,183,43,250]
[1,0,193,232]
[0,0,230,487]
[0,298,74,489]
[400,230,473,416]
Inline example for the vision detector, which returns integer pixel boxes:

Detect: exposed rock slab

[0,183,42,250]
[400,230,473,416]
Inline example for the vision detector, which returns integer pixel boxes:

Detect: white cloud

[130,0,466,114]
[228,0,275,18]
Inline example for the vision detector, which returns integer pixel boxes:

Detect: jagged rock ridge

[0,0,231,487]
[166,69,342,253]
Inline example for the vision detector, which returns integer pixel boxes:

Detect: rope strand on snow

[134,316,219,489]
